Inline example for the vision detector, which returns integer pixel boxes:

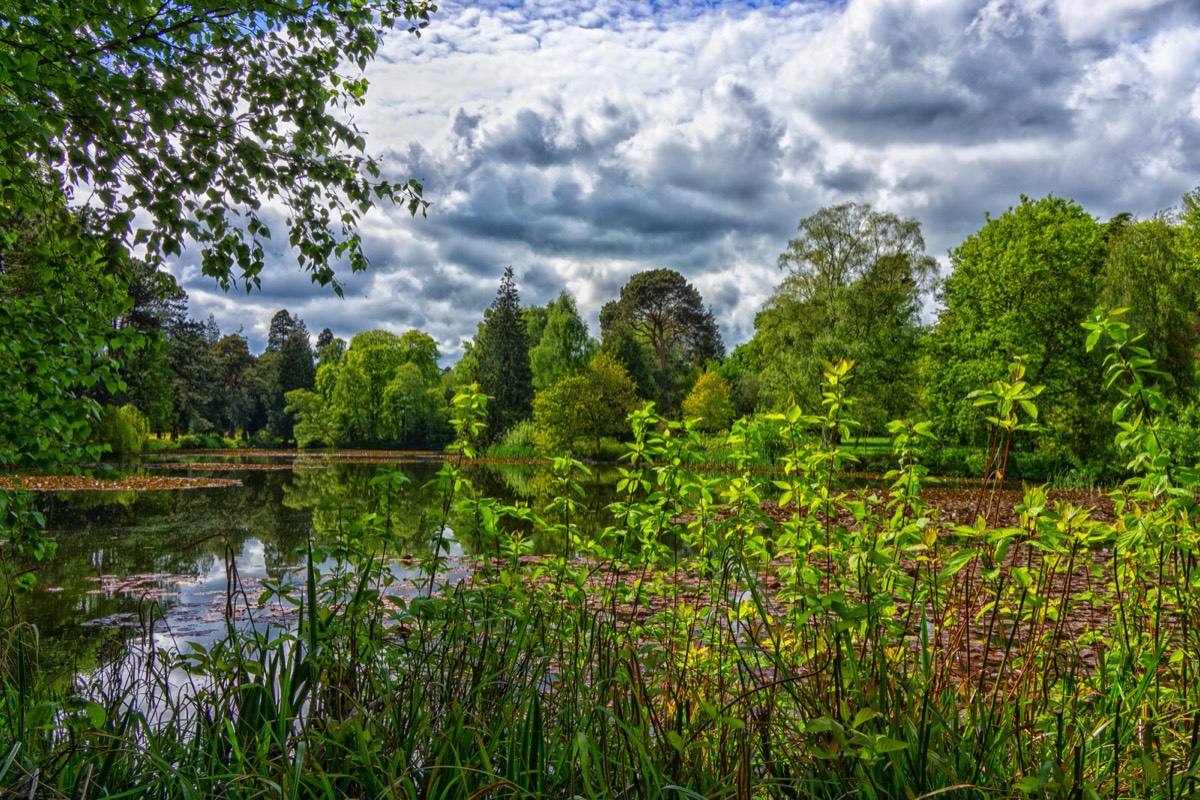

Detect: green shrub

[487,419,538,458]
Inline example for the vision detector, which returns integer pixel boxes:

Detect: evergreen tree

[474,267,533,442]
[264,309,316,442]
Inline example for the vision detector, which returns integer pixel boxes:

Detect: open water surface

[14,452,622,675]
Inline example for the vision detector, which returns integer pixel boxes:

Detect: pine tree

[474,267,533,442]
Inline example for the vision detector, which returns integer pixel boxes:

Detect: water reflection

[17,456,622,673]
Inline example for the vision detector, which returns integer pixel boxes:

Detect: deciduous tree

[599,269,723,414]
[928,195,1107,460]
[753,202,935,431]
[1,0,435,291]
[534,353,638,455]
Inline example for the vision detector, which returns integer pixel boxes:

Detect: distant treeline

[5,189,1199,479]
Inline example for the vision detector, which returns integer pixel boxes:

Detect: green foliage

[533,353,639,455]
[0,197,136,472]
[527,292,597,390]
[928,194,1108,460]
[286,328,448,448]
[753,202,935,431]
[93,404,150,457]
[1,0,435,292]
[1096,216,1197,399]
[600,268,724,415]
[474,267,534,443]
[166,315,222,436]
[11,339,1200,798]
[681,371,734,432]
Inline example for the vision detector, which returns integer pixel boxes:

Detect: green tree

[682,372,735,433]
[599,324,658,401]
[332,330,407,444]
[0,200,133,469]
[213,333,260,438]
[263,310,316,442]
[166,316,222,437]
[753,202,936,431]
[928,195,1107,461]
[534,353,639,455]
[1,0,434,291]
[109,259,187,433]
[1096,215,1197,399]
[474,268,534,442]
[599,269,724,415]
[383,362,446,447]
[529,292,597,390]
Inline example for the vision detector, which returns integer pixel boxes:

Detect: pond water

[14,452,624,677]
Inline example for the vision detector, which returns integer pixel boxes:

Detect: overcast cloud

[170,0,1200,360]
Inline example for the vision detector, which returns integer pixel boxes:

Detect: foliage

[527,292,597,390]
[1095,215,1197,399]
[261,310,316,443]
[533,353,639,455]
[474,267,534,443]
[11,336,1200,798]
[92,404,150,457]
[600,268,724,415]
[753,202,935,431]
[928,194,1108,461]
[0,198,136,472]
[213,333,262,438]
[286,328,448,448]
[0,0,435,292]
[681,371,734,432]
[166,315,222,436]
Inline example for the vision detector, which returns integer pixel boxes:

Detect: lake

[13,451,624,677]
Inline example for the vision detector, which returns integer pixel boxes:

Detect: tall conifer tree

[474,267,533,442]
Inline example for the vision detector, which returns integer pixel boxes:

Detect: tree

[213,333,260,438]
[1,0,434,291]
[332,330,408,444]
[109,259,187,432]
[753,202,936,431]
[383,362,446,447]
[166,316,222,437]
[263,310,316,442]
[474,268,534,442]
[928,195,1107,460]
[599,269,724,414]
[682,372,735,433]
[534,353,639,455]
[0,195,134,469]
[1096,216,1197,399]
[528,292,597,390]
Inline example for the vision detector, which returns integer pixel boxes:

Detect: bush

[177,433,224,449]
[487,419,538,458]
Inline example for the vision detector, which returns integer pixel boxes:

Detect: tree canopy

[600,269,723,414]
[753,203,936,430]
[1,0,435,291]
[928,195,1107,458]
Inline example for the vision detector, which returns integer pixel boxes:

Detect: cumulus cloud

[170,0,1200,359]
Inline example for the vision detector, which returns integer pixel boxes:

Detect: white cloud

[172,0,1200,360]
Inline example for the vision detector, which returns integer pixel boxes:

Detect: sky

[170,0,1200,361]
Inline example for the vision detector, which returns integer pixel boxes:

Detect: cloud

[169,0,1200,361]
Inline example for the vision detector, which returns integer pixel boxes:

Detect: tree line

[5,183,1200,477]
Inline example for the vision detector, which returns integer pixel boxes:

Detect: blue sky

[171,0,1200,360]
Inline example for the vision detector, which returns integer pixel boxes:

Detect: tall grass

[4,323,1200,798]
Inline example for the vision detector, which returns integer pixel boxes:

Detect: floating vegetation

[0,475,241,491]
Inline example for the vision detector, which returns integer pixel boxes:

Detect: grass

[4,346,1200,798]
